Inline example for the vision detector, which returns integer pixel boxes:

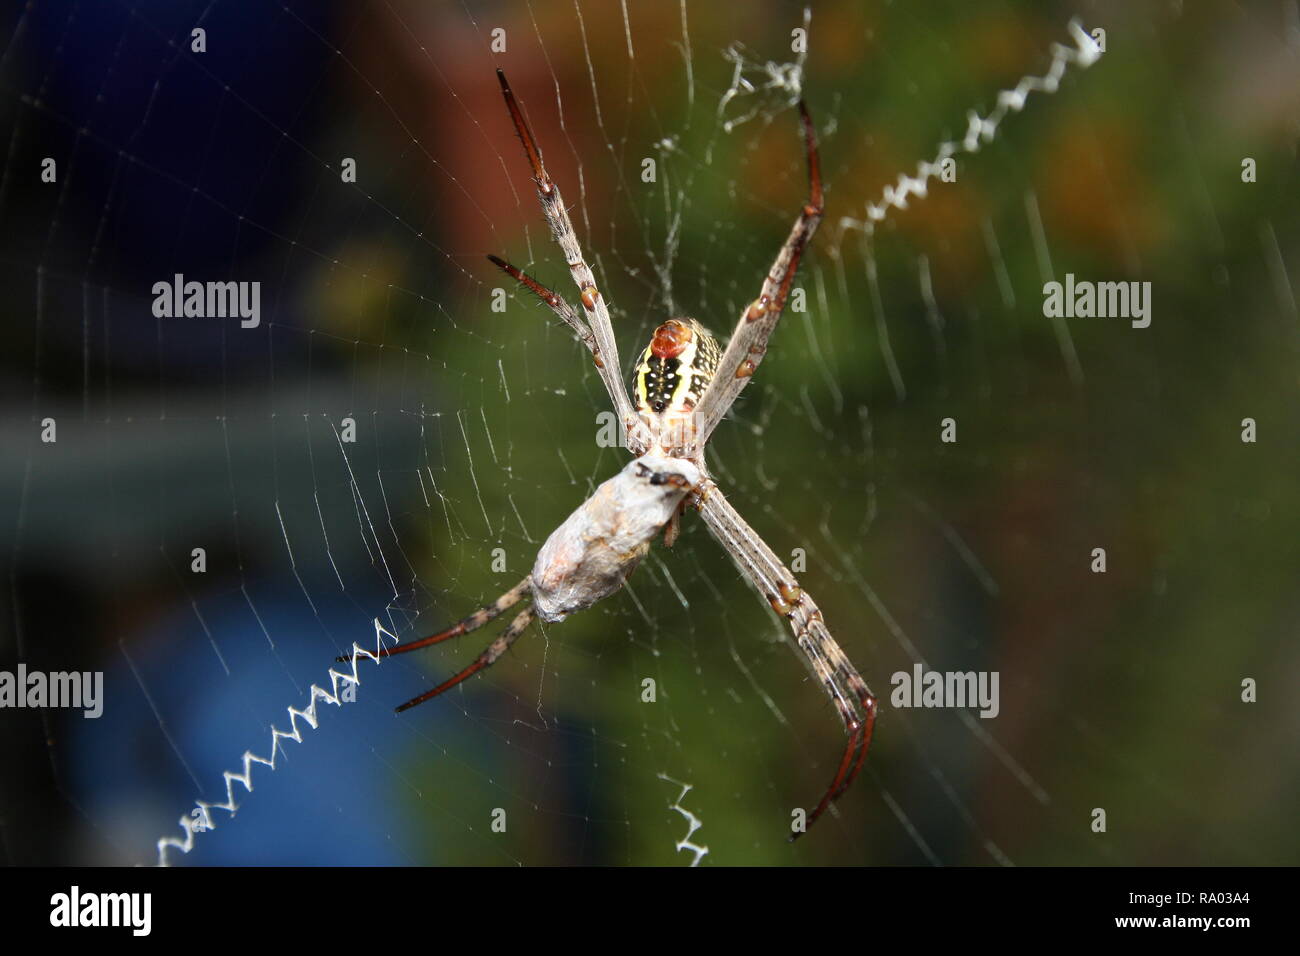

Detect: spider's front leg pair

[337,576,533,712]
[692,480,878,837]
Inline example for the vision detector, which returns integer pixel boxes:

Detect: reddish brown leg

[338,577,530,663]
[662,499,687,548]
[487,255,600,362]
[795,688,878,840]
[396,606,536,713]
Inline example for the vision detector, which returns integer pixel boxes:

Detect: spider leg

[800,636,877,834]
[395,605,536,713]
[662,498,686,548]
[494,69,645,454]
[487,255,601,364]
[692,479,876,839]
[691,102,824,453]
[337,576,530,662]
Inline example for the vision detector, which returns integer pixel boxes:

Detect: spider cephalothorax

[344,69,877,841]
[531,455,701,623]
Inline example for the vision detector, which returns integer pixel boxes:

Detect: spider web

[2,0,1297,867]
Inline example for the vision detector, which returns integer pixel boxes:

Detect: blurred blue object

[69,576,425,865]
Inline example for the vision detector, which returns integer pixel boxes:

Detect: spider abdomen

[530,455,701,622]
[633,318,720,419]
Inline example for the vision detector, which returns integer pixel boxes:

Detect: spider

[347,70,877,838]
